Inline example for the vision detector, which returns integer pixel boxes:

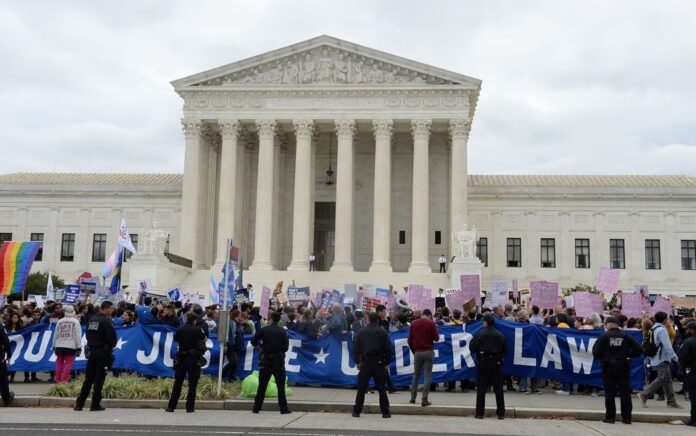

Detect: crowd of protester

[1,285,695,423]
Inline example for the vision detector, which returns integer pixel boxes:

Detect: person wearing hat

[591,316,643,424]
[469,313,507,419]
[52,305,82,383]
[678,320,696,426]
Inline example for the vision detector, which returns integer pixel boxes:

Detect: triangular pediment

[172,35,481,88]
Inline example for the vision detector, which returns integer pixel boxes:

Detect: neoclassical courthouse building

[1,36,695,296]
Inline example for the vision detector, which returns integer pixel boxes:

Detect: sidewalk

[8,379,692,424]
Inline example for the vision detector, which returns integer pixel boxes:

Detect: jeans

[410,350,434,402]
[642,361,676,404]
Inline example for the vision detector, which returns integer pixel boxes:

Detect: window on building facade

[30,233,44,261]
[399,231,406,245]
[645,239,661,270]
[0,233,12,244]
[92,233,107,262]
[61,233,75,262]
[609,239,625,269]
[476,237,488,267]
[507,238,521,267]
[125,234,138,261]
[434,231,441,245]
[575,238,590,268]
[540,238,556,268]
[682,240,696,270]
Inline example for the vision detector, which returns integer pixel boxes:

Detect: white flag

[46,271,55,301]
[118,217,137,254]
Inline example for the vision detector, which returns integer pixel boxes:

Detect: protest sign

[375,287,391,301]
[330,289,344,306]
[276,291,288,305]
[596,267,620,293]
[287,286,310,306]
[344,284,357,300]
[259,286,271,319]
[362,284,376,298]
[354,290,365,309]
[573,292,594,317]
[460,275,481,306]
[35,295,45,309]
[530,281,558,310]
[634,284,649,295]
[491,278,509,306]
[362,297,381,312]
[621,293,643,318]
[651,296,673,316]
[54,288,65,302]
[408,284,424,309]
[590,293,605,314]
[166,287,182,302]
[62,285,80,304]
[512,279,519,298]
[445,289,469,312]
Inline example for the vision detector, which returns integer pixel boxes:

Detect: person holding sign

[592,316,643,424]
[470,313,507,419]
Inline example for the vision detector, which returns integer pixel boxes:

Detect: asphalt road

[0,424,508,436]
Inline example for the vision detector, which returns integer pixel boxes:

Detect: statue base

[448,256,483,289]
[127,253,191,292]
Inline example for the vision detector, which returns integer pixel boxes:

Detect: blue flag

[109,246,123,295]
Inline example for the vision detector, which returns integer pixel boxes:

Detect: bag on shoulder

[642,325,661,357]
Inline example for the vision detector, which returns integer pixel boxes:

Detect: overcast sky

[2,0,695,175]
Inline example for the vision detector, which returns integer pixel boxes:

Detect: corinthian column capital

[255,119,278,140]
[372,119,393,140]
[449,118,472,140]
[218,119,240,139]
[335,119,356,139]
[293,119,315,140]
[181,118,202,139]
[411,118,431,140]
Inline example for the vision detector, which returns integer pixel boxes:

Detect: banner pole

[217,237,231,397]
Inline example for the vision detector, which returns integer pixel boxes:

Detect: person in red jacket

[408,309,439,406]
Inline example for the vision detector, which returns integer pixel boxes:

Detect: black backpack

[642,325,662,358]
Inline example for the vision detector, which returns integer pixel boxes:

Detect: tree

[24,271,65,295]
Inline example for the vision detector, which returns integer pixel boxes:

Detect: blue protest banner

[62,285,80,304]
[7,321,645,390]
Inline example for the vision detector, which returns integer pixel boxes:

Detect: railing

[165,252,192,268]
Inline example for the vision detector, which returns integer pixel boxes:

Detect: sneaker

[532,389,542,395]
[421,400,431,407]
[555,390,570,396]
[519,388,528,394]
[637,393,647,407]
[667,402,683,409]
[409,398,416,404]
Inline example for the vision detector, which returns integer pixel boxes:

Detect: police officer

[74,301,117,411]
[469,313,507,419]
[591,316,643,424]
[251,311,290,414]
[166,312,206,413]
[677,321,696,427]
[0,320,14,406]
[352,311,391,418]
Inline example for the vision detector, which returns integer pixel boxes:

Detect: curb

[9,396,690,424]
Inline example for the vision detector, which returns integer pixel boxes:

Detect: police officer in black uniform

[75,301,117,411]
[677,321,696,427]
[469,313,507,419]
[251,311,290,414]
[166,311,207,413]
[0,321,14,406]
[352,311,391,418]
[591,316,643,424]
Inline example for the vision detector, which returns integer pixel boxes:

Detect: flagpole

[217,237,231,397]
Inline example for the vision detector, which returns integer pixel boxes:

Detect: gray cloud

[1,0,694,175]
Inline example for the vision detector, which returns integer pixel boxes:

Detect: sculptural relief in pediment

[193,46,461,87]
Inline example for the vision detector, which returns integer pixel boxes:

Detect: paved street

[0,408,693,436]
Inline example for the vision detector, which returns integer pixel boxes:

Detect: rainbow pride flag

[0,241,43,295]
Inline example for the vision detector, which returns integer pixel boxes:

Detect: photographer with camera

[74,301,117,412]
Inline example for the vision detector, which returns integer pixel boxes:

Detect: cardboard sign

[573,292,594,317]
[634,284,649,295]
[259,286,271,319]
[596,267,620,293]
[460,275,481,306]
[651,296,673,316]
[530,281,558,310]
[591,293,605,314]
[463,298,477,314]
[621,293,643,318]
[491,278,509,306]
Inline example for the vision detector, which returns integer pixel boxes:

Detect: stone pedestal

[449,256,483,289]
[127,253,191,293]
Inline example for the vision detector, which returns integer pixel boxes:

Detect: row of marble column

[180,117,472,272]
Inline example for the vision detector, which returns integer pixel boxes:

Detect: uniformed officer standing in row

[677,321,696,427]
[251,311,291,414]
[592,316,643,424]
[352,311,391,418]
[75,301,117,411]
[0,320,14,406]
[166,312,207,413]
[469,313,507,419]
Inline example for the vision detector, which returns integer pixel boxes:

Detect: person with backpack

[637,311,682,409]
